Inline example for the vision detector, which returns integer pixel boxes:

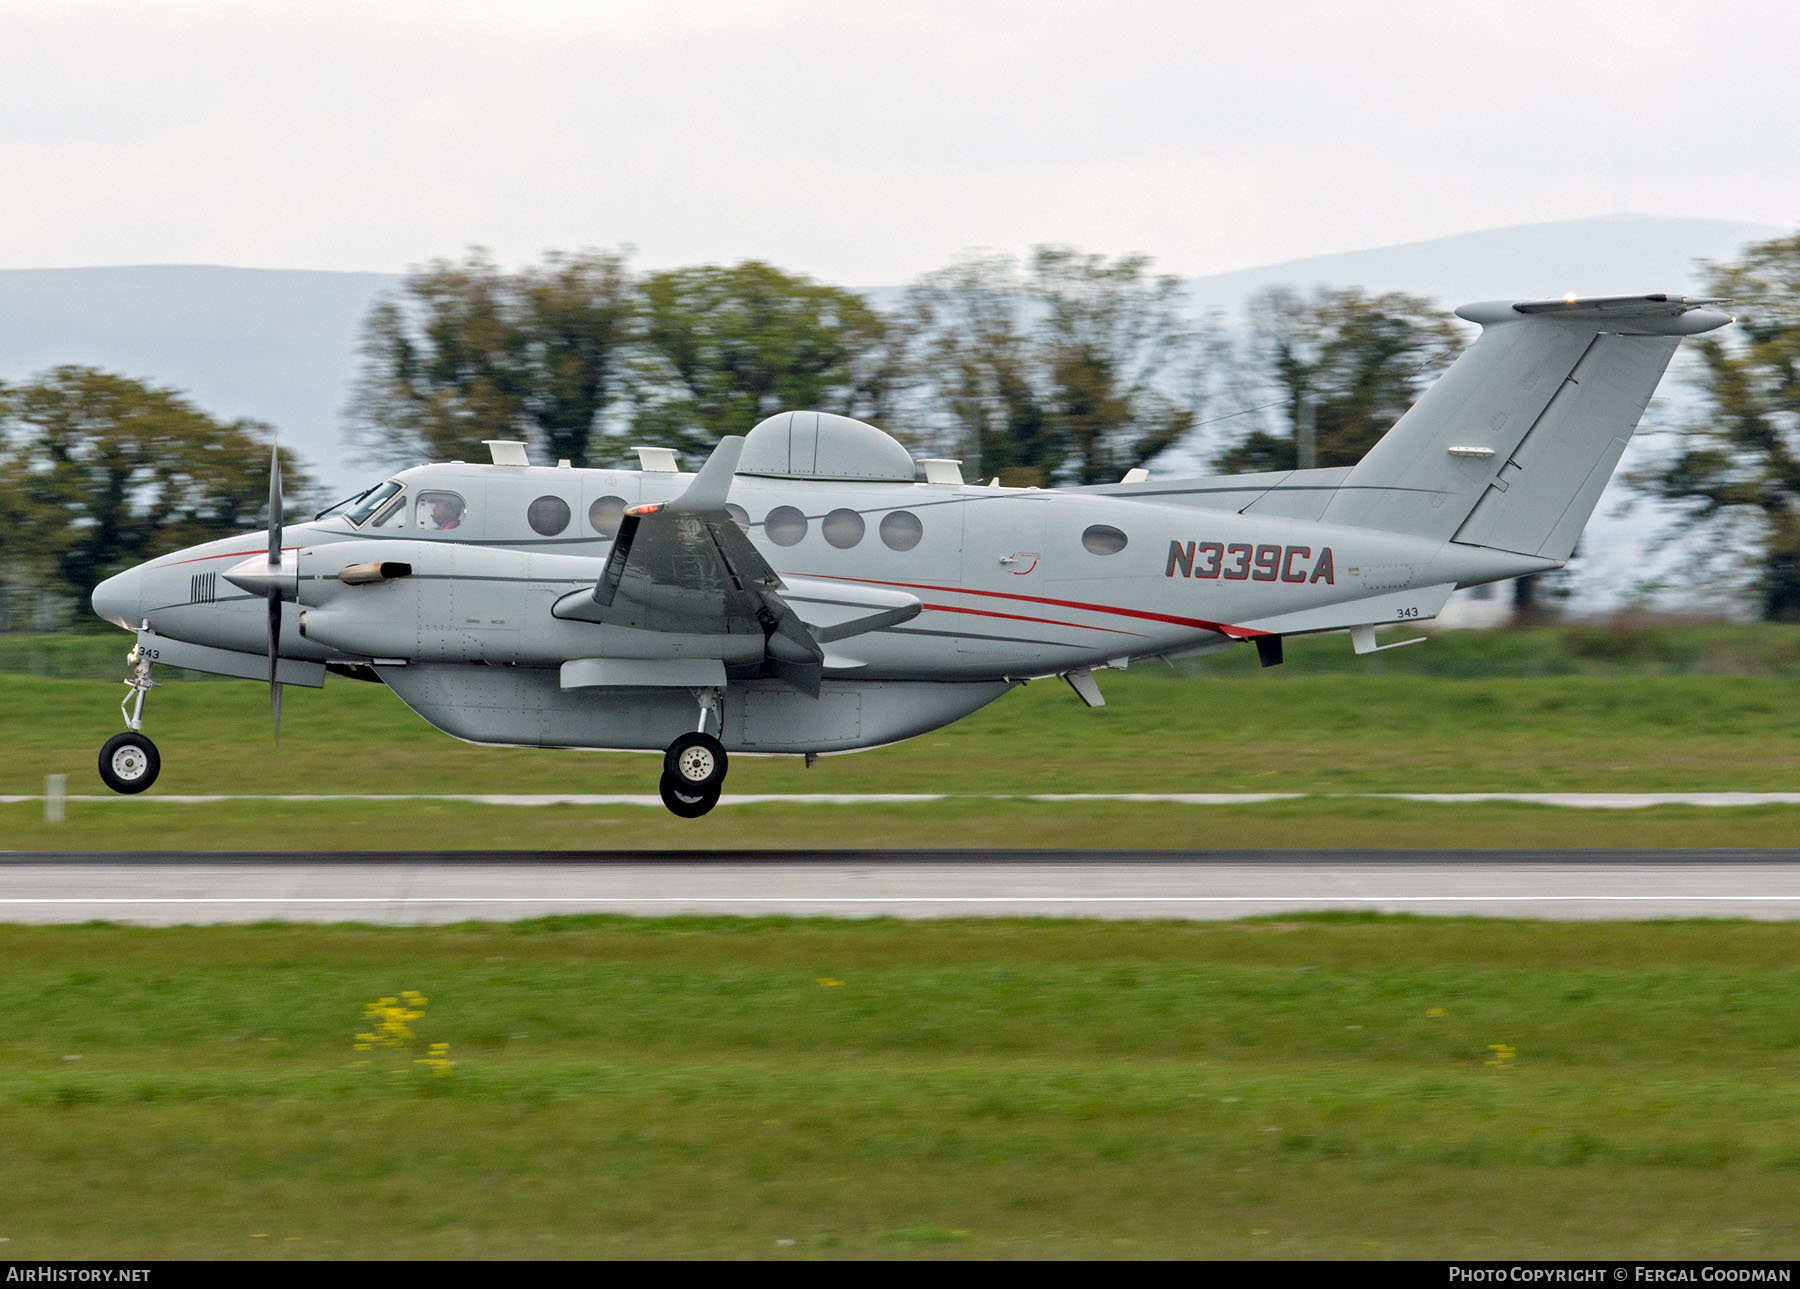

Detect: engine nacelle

[294,539,604,664]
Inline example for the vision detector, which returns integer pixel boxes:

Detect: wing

[551,437,919,695]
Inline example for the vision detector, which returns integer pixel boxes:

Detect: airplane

[88,292,1730,816]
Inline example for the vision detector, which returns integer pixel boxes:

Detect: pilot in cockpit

[422,493,465,531]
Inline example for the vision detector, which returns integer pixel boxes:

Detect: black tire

[98,731,160,794]
[659,773,719,818]
[663,731,728,793]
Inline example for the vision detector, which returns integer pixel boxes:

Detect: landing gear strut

[658,689,727,817]
[99,642,161,794]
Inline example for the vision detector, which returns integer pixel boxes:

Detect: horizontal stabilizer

[1459,294,1729,332]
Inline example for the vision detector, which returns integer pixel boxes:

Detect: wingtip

[666,436,746,513]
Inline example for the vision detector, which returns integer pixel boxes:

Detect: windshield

[317,481,405,527]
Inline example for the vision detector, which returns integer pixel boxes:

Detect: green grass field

[5,625,1798,849]
[4,630,1798,1260]
[2,915,1797,1260]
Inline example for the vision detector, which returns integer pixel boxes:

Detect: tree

[629,261,896,461]
[1631,233,1800,620]
[516,250,639,465]
[1211,286,1463,475]
[0,366,311,616]
[902,247,1203,486]
[347,248,637,470]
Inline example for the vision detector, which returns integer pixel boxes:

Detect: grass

[5,627,1798,1259]
[7,797,1800,852]
[2,914,1798,1259]
[16,622,1800,681]
[6,623,1799,849]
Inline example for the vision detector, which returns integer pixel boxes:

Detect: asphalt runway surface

[4,849,1800,923]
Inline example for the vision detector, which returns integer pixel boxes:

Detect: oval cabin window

[528,495,571,537]
[821,508,865,549]
[879,510,923,552]
[764,506,808,546]
[725,503,751,533]
[588,496,626,539]
[1081,524,1128,555]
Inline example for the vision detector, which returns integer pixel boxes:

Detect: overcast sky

[3,0,1795,284]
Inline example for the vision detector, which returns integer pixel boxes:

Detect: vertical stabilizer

[1317,294,1729,556]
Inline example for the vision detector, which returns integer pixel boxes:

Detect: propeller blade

[267,443,283,565]
[266,441,283,744]
[268,592,282,745]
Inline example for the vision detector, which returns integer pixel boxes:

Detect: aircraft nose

[91,569,143,630]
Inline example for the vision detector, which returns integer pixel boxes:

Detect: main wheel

[659,773,720,818]
[664,731,728,793]
[98,731,160,794]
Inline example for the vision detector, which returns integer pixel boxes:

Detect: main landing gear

[659,690,728,817]
[98,643,161,794]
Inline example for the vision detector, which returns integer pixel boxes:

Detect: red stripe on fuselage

[918,603,1145,636]
[158,546,302,569]
[809,575,1262,638]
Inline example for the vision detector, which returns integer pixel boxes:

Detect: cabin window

[527,495,571,537]
[822,508,865,549]
[879,510,923,552]
[1081,524,1128,556]
[415,491,468,532]
[764,506,808,546]
[725,503,751,533]
[588,495,626,539]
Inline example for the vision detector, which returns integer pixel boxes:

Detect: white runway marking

[5,792,1800,808]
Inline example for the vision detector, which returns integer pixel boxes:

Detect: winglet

[666,437,745,514]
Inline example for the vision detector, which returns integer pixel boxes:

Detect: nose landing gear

[99,730,160,794]
[658,689,728,817]
[99,642,161,794]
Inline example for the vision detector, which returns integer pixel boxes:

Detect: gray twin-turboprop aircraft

[89,293,1728,816]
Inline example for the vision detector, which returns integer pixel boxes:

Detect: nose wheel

[99,730,160,794]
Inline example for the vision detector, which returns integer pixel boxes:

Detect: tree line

[3,233,1798,623]
[342,244,1464,488]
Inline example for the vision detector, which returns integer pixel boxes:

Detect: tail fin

[1316,294,1730,559]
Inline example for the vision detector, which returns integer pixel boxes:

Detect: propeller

[265,443,284,742]
[218,442,300,742]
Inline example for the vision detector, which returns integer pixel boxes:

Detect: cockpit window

[370,493,406,527]
[416,491,468,532]
[318,480,405,528]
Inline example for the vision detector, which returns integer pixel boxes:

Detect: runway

[4,850,1800,924]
